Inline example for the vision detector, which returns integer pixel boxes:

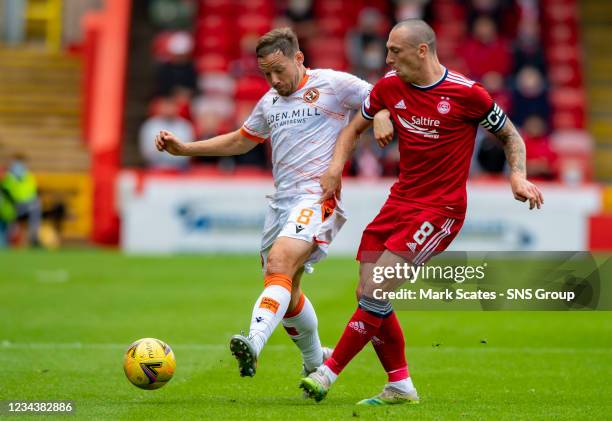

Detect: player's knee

[359,279,379,300]
[265,249,291,276]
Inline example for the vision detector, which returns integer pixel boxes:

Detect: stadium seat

[238,0,274,17]
[315,0,344,16]
[309,55,347,71]
[195,53,229,72]
[195,32,233,56]
[551,129,593,180]
[198,72,236,95]
[316,17,347,37]
[236,14,271,37]
[309,37,345,58]
[198,0,233,17]
[549,63,582,88]
[197,15,227,33]
[234,76,269,101]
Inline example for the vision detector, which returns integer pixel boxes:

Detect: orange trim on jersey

[296,72,310,90]
[240,127,266,143]
[284,292,305,318]
[264,273,292,293]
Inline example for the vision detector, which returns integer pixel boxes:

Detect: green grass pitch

[1,250,611,420]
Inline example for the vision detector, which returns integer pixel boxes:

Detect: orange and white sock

[282,293,323,372]
[248,273,292,356]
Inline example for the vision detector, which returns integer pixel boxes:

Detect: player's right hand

[155,130,187,156]
[373,109,394,148]
[319,169,342,203]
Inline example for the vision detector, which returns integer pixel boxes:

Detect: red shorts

[357,198,464,264]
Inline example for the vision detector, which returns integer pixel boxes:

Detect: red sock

[371,311,409,382]
[324,307,384,375]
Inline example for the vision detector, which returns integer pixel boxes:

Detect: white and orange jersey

[240,68,372,198]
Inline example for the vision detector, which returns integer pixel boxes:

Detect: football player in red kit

[300,19,544,405]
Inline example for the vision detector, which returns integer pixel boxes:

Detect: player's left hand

[373,109,394,148]
[510,174,544,210]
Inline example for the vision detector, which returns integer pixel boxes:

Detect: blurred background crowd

[0,0,602,248]
[134,0,585,183]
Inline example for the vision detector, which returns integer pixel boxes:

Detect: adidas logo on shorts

[348,321,367,335]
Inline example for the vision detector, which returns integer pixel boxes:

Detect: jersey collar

[410,66,448,91]
[296,70,310,90]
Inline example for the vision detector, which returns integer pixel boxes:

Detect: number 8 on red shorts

[356,197,464,265]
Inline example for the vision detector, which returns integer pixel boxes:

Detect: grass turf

[1,250,611,420]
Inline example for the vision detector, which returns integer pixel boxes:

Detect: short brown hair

[255,27,300,58]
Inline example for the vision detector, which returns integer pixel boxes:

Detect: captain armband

[479,103,507,133]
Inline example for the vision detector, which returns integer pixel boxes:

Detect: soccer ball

[123,338,176,390]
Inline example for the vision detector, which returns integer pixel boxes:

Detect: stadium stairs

[0,48,88,172]
[581,0,612,181]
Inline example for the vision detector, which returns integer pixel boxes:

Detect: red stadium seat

[549,63,582,88]
[552,111,585,130]
[195,53,229,72]
[196,15,227,33]
[314,0,344,16]
[432,1,465,21]
[542,3,578,25]
[237,14,271,37]
[546,44,581,65]
[195,39,232,57]
[548,23,579,45]
[238,0,274,17]
[309,55,347,71]
[309,37,345,58]
[551,129,593,180]
[550,87,586,129]
[317,16,347,37]
[198,0,233,17]
[235,76,269,101]
[433,21,466,41]
[550,87,585,107]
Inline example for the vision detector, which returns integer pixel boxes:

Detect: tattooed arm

[494,119,544,210]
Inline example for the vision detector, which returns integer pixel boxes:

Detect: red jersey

[362,67,507,218]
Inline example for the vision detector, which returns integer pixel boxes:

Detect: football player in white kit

[155,27,391,378]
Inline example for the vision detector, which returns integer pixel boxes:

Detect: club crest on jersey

[437,97,451,115]
[303,88,320,103]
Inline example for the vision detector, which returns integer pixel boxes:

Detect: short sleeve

[240,95,271,143]
[361,81,385,121]
[464,82,507,133]
[329,70,372,111]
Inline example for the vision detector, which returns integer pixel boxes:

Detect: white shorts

[260,194,346,273]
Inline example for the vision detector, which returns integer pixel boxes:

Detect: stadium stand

[579,0,612,181]
[0,0,607,247]
[127,0,591,184]
[0,49,88,172]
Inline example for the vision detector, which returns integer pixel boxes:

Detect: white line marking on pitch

[1,341,610,354]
